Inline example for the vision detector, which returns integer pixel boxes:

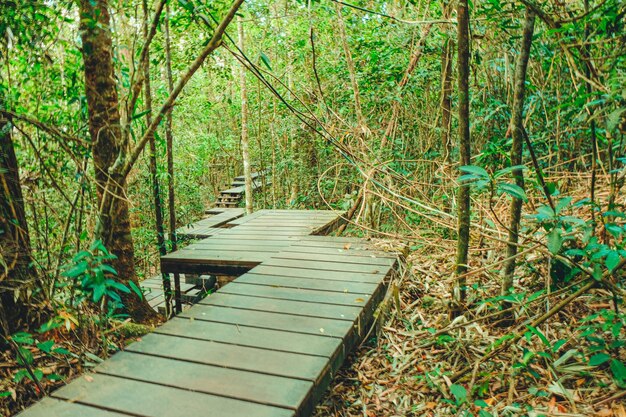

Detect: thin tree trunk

[0,102,38,335]
[164,0,177,249]
[441,1,454,168]
[501,9,535,299]
[584,0,598,230]
[238,17,253,215]
[143,0,166,258]
[335,2,366,131]
[78,0,157,322]
[453,0,472,311]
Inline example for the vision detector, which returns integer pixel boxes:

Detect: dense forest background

[1,0,625,415]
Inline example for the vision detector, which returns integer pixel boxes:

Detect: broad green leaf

[260,51,272,70]
[610,359,626,387]
[607,108,625,132]
[129,280,143,300]
[606,251,621,272]
[498,183,528,202]
[547,228,563,254]
[450,384,467,403]
[459,165,489,178]
[589,352,611,366]
[11,332,34,345]
[36,340,55,353]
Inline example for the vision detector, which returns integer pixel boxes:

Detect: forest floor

[313,239,626,417]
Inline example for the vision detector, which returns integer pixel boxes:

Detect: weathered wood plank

[283,244,398,259]
[249,264,385,283]
[272,251,396,267]
[52,373,294,417]
[96,352,313,411]
[126,333,329,382]
[198,292,361,321]
[155,317,341,358]
[262,258,387,274]
[17,398,127,417]
[181,304,353,338]
[235,273,377,294]
[220,282,372,307]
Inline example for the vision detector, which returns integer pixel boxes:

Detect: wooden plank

[126,333,329,382]
[284,244,398,259]
[299,235,365,243]
[96,351,313,411]
[273,251,395,267]
[262,258,387,274]
[249,264,385,283]
[220,282,372,307]
[198,292,361,321]
[17,398,127,417]
[181,304,353,338]
[235,273,377,294]
[216,230,314,236]
[52,373,293,417]
[161,250,269,264]
[184,243,282,252]
[155,317,342,358]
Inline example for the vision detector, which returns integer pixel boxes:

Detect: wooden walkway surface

[18,210,400,417]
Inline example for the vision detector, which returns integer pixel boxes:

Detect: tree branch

[120,0,245,178]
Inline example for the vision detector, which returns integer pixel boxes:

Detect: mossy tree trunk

[0,104,38,335]
[453,0,472,312]
[501,9,536,298]
[78,0,158,323]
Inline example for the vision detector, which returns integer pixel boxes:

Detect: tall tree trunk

[143,0,166,258]
[501,9,535,299]
[0,104,38,335]
[584,0,598,230]
[78,0,157,322]
[335,2,366,131]
[238,17,253,215]
[453,0,472,311]
[164,2,177,252]
[441,1,454,168]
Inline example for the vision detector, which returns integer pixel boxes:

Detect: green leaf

[11,332,34,345]
[52,347,70,355]
[589,353,611,366]
[526,325,550,347]
[14,369,29,383]
[547,228,563,255]
[63,262,88,279]
[92,284,106,302]
[131,109,151,121]
[450,384,467,403]
[606,251,621,272]
[129,280,143,300]
[100,264,118,276]
[459,165,489,178]
[106,280,131,293]
[606,108,625,132]
[17,347,34,366]
[36,340,55,353]
[259,51,272,70]
[498,183,528,202]
[610,359,626,387]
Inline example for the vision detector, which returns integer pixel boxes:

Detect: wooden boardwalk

[215,170,270,208]
[18,210,400,417]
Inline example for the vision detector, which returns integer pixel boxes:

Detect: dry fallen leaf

[84,375,94,382]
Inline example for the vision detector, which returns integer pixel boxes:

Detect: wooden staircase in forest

[215,170,270,208]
